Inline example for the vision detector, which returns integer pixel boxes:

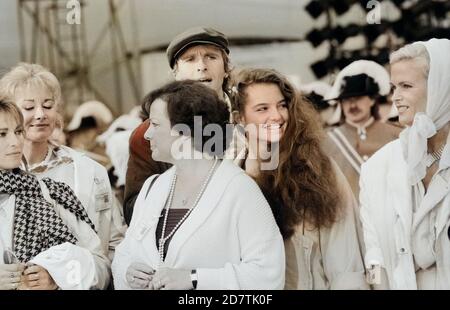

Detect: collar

[345,116,375,140]
[23,142,73,174]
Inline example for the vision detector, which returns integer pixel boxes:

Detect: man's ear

[171,62,178,78]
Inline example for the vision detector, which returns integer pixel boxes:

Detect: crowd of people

[0,25,449,290]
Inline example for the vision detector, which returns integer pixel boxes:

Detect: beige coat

[284,160,369,290]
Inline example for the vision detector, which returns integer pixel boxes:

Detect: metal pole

[17,0,26,61]
[30,0,40,62]
[109,0,123,113]
[80,0,91,100]
[130,0,142,101]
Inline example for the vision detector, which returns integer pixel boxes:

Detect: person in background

[0,100,109,290]
[300,81,340,128]
[97,113,142,204]
[323,60,401,199]
[112,80,284,290]
[360,38,450,289]
[230,68,367,290]
[66,100,114,167]
[0,63,126,276]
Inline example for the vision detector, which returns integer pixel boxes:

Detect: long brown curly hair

[231,68,342,239]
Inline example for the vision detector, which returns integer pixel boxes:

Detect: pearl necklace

[158,159,219,265]
[425,144,445,168]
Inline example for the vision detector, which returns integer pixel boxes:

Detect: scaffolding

[16,0,142,115]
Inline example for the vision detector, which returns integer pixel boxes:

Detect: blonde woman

[0,100,109,290]
[360,38,450,289]
[0,63,126,285]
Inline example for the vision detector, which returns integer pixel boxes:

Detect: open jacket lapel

[63,147,94,210]
[412,171,450,237]
[135,168,175,267]
[163,160,242,266]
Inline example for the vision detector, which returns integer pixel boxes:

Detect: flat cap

[166,27,229,68]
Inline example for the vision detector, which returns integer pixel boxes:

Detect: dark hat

[306,92,330,111]
[333,73,380,101]
[166,27,229,69]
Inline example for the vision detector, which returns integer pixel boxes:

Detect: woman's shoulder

[359,140,403,189]
[363,139,401,169]
[220,160,259,190]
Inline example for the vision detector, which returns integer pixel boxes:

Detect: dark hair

[142,80,231,157]
[231,68,341,239]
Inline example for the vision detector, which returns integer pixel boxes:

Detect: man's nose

[196,58,207,72]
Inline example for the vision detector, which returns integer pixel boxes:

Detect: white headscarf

[398,38,450,185]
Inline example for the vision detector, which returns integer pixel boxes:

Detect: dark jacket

[123,119,171,225]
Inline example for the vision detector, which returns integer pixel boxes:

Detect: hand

[22,265,58,290]
[126,262,155,289]
[244,158,261,178]
[0,264,25,290]
[151,268,192,290]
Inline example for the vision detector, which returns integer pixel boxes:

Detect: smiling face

[14,85,58,143]
[0,114,24,170]
[174,45,226,97]
[390,59,428,127]
[239,83,289,143]
[144,98,181,163]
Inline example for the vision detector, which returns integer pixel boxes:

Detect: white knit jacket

[112,159,285,290]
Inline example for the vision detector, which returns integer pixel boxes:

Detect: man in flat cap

[123,27,233,224]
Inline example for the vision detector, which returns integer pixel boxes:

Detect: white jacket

[44,146,126,262]
[360,140,450,289]
[112,160,285,290]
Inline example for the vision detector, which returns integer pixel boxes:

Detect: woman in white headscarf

[359,38,450,289]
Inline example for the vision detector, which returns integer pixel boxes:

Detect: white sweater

[112,159,285,290]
